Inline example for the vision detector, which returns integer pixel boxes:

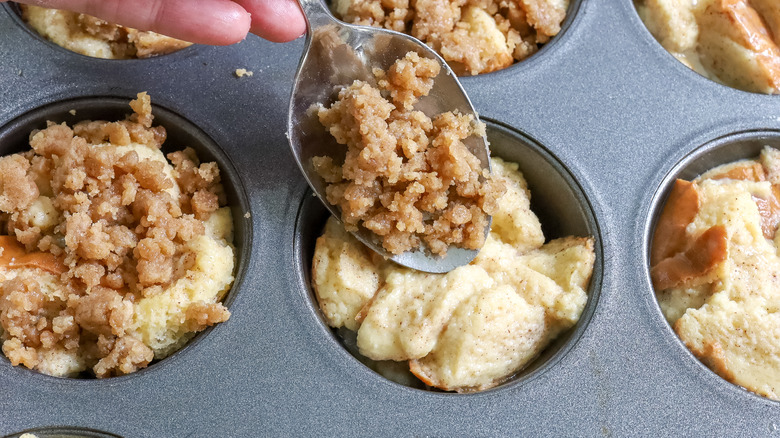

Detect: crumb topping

[333,0,569,75]
[0,93,234,378]
[314,52,503,256]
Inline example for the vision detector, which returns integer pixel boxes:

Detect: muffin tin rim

[3,425,123,438]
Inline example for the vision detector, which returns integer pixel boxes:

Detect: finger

[232,0,306,43]
[12,0,253,45]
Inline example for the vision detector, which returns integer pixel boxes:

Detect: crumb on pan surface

[332,0,569,75]
[20,5,192,59]
[651,146,780,401]
[312,157,595,392]
[314,52,503,257]
[635,0,780,94]
[0,93,235,378]
[234,68,254,78]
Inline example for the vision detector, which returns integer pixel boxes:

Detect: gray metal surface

[0,0,778,436]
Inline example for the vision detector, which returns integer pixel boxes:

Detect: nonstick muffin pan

[1,1,779,436]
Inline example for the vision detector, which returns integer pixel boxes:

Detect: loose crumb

[244,212,251,219]
[68,110,77,116]
[234,68,254,78]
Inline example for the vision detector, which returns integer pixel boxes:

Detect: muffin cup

[645,129,780,402]
[0,96,251,378]
[293,119,602,392]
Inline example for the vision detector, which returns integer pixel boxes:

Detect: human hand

[4,0,306,44]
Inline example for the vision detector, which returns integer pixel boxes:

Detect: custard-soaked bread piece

[636,0,699,53]
[636,0,780,94]
[333,0,568,75]
[315,52,501,256]
[697,0,780,94]
[488,157,545,252]
[312,219,385,332]
[675,293,780,400]
[0,93,235,378]
[409,284,546,392]
[312,158,595,392]
[652,147,780,401]
[21,5,192,59]
[749,0,780,46]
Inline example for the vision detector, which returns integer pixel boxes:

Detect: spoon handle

[297,0,339,30]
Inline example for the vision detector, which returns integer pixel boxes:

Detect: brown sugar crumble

[0,93,236,378]
[313,52,503,256]
[21,5,192,60]
[234,68,254,78]
[333,0,569,75]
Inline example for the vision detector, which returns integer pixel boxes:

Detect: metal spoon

[287,0,491,273]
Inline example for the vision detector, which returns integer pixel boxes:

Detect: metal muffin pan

[0,0,779,436]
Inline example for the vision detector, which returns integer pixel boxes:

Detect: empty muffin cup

[294,119,602,392]
[0,96,250,379]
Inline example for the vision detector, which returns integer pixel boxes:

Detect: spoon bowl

[288,0,491,273]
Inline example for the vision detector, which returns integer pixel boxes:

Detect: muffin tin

[1,0,779,436]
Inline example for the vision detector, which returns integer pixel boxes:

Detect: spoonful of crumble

[288,0,500,273]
